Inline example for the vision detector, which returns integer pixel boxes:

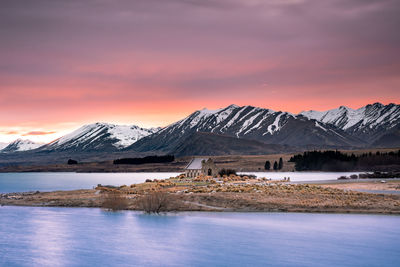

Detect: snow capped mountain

[0,142,8,150]
[1,139,42,153]
[130,104,362,154]
[300,103,400,143]
[40,123,160,152]
[159,104,293,138]
[2,102,397,157]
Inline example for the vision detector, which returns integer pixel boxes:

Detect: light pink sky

[0,0,399,143]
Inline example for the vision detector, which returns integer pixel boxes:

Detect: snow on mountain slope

[158,105,294,138]
[300,103,400,142]
[0,142,8,150]
[42,123,159,152]
[130,104,361,153]
[1,139,42,152]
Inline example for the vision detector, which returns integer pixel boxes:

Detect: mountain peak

[1,139,42,153]
[42,122,158,151]
[367,102,384,108]
[300,102,400,140]
[227,104,240,108]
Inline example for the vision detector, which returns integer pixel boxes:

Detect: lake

[0,172,180,193]
[0,207,399,267]
[0,171,363,193]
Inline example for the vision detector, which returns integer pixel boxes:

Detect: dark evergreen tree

[278,157,283,170]
[264,160,271,170]
[273,161,278,170]
[288,150,400,171]
[114,155,174,165]
[67,159,78,165]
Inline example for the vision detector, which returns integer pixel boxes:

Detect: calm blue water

[0,207,399,267]
[0,172,180,193]
[0,172,365,193]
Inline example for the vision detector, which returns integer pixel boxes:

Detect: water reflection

[0,207,399,267]
[27,209,72,266]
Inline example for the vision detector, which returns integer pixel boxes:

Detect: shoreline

[2,179,400,215]
[2,203,400,216]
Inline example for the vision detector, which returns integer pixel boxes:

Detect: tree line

[288,150,400,171]
[113,155,175,165]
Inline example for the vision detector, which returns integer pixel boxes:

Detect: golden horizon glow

[1,1,399,143]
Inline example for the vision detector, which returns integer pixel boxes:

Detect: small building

[184,158,219,178]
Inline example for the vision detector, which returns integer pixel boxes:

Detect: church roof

[185,158,210,170]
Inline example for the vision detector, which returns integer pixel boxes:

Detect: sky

[0,0,399,143]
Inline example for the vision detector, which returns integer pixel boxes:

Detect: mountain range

[300,102,400,145]
[0,102,399,158]
[129,104,364,155]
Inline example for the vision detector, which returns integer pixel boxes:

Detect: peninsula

[2,174,400,214]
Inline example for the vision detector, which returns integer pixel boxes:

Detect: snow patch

[264,113,284,135]
[315,121,327,132]
[300,103,400,131]
[2,139,42,152]
[0,142,8,150]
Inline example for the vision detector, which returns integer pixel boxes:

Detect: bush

[137,191,173,213]
[101,191,129,211]
[218,169,236,177]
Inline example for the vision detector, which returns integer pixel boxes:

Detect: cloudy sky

[0,0,399,143]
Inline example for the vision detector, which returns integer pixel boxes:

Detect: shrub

[137,191,173,213]
[218,169,236,177]
[101,191,129,211]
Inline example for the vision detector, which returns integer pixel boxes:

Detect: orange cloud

[2,131,20,135]
[22,131,56,136]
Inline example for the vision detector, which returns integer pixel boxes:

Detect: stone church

[184,158,219,178]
